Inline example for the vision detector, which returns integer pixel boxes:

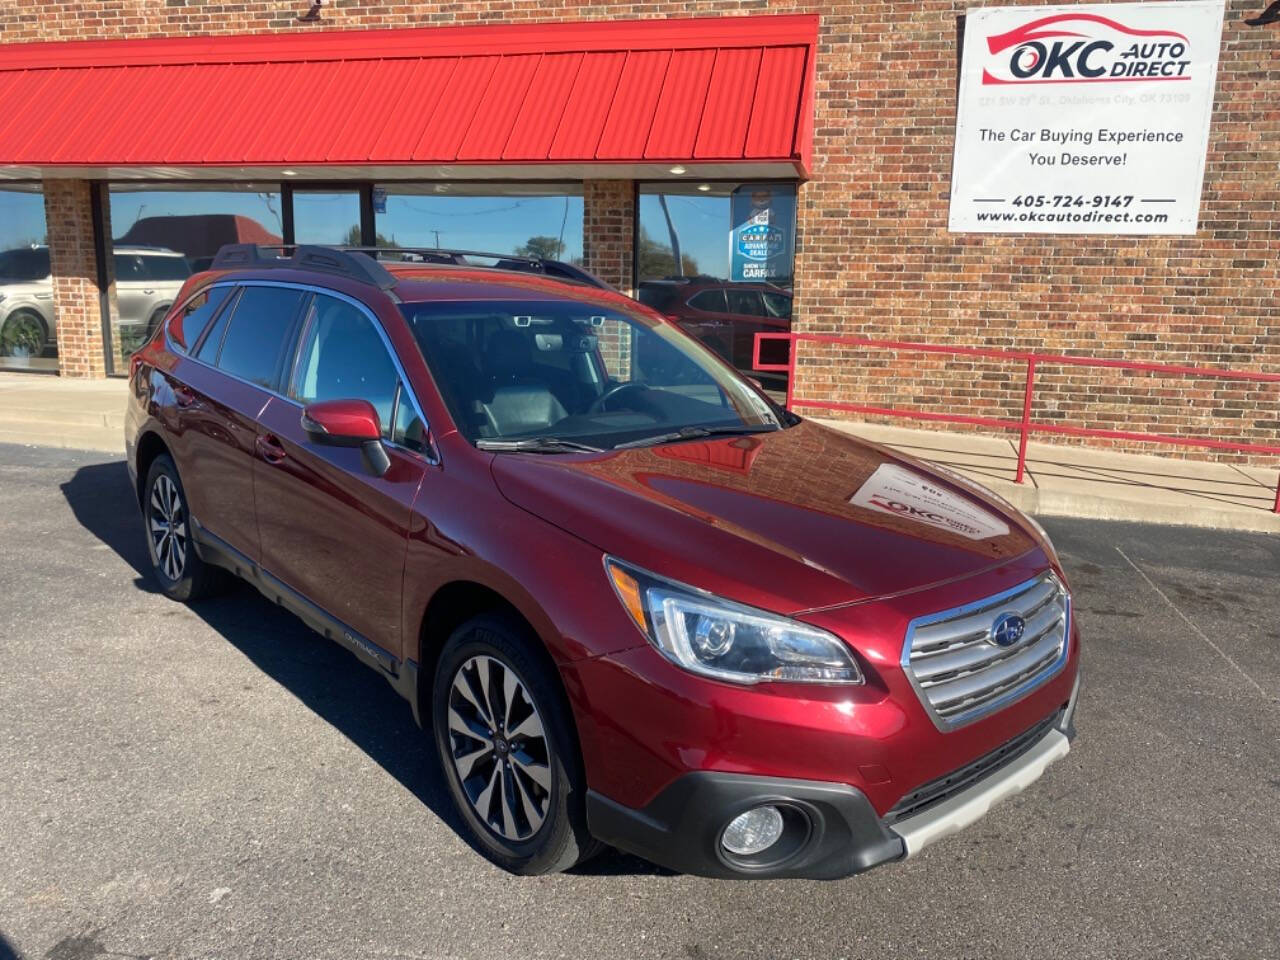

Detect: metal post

[1273,474,1280,514]
[1016,357,1037,484]
[785,335,797,410]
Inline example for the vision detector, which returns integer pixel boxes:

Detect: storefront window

[374,184,583,263]
[292,189,362,246]
[107,184,283,361]
[0,185,57,372]
[635,182,797,373]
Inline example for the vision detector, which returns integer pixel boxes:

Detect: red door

[252,397,426,655]
[250,292,428,660]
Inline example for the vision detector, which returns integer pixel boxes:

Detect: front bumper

[587,674,1080,880]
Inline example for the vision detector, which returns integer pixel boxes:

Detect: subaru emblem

[990,613,1026,648]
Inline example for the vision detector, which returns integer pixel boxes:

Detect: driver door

[253,292,429,659]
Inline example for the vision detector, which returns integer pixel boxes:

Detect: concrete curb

[980,476,1280,535]
[0,426,123,454]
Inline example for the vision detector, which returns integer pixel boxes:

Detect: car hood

[490,420,1044,614]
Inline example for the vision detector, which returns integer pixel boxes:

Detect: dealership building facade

[1,0,1276,461]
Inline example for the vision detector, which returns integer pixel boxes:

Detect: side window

[142,255,192,282]
[214,285,306,388]
[392,382,429,453]
[170,286,232,354]
[688,289,726,313]
[114,254,144,281]
[725,290,764,317]
[762,292,791,320]
[290,294,398,438]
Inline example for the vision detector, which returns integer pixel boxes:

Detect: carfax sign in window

[948,1,1225,235]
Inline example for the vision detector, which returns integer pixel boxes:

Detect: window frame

[201,283,310,391]
[286,290,403,443]
[172,278,436,465]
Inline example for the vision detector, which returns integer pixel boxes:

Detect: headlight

[605,557,863,685]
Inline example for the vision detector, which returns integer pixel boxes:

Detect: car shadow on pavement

[0,930,21,960]
[61,459,663,879]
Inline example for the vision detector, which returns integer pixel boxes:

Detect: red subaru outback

[125,245,1080,879]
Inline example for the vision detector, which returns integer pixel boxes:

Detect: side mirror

[301,399,390,477]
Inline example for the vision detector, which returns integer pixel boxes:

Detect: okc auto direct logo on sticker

[981,13,1191,85]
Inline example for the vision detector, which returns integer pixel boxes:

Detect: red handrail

[752,332,1280,514]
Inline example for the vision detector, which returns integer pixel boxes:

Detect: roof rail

[210,244,397,291]
[338,246,546,270]
[338,246,612,291]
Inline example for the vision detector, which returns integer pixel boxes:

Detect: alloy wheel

[447,654,553,841]
[0,312,45,358]
[149,474,188,582]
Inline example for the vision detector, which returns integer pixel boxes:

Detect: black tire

[0,308,48,359]
[432,613,600,875]
[142,454,227,602]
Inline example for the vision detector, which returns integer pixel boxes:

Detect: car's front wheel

[143,454,226,602]
[0,309,48,359]
[432,614,598,875]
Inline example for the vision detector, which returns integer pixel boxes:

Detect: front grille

[902,572,1070,729]
[883,709,1063,824]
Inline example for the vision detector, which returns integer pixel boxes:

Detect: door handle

[255,433,288,465]
[174,385,197,409]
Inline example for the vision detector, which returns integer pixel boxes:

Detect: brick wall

[43,180,106,379]
[8,0,1279,461]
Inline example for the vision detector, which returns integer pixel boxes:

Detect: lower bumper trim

[586,773,904,880]
[891,727,1071,857]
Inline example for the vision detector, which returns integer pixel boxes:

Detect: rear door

[176,283,309,563]
[253,291,429,658]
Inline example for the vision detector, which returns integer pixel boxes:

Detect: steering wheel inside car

[587,380,649,414]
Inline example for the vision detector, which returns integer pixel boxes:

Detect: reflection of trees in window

[637,226,699,280]
[343,225,397,247]
[514,235,565,260]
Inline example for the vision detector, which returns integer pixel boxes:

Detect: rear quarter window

[169,286,232,354]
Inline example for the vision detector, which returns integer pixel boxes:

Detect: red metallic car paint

[489,422,1040,615]
[127,259,1078,847]
[254,396,428,651]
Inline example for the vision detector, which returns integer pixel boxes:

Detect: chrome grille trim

[902,572,1070,730]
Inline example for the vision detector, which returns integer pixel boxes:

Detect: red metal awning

[0,15,816,179]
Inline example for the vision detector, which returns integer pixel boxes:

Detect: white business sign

[850,463,1010,541]
[949,1,1225,234]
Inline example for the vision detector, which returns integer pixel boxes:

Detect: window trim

[287,290,403,444]
[168,278,438,466]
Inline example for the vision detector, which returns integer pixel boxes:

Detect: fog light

[721,805,785,857]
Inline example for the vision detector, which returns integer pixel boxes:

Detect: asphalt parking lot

[1,442,1278,960]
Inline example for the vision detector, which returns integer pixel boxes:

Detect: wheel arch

[133,429,173,507]
[414,579,579,743]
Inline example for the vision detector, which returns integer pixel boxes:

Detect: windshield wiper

[475,437,605,454]
[612,423,780,450]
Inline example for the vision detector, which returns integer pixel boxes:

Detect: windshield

[0,248,51,282]
[400,299,783,450]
